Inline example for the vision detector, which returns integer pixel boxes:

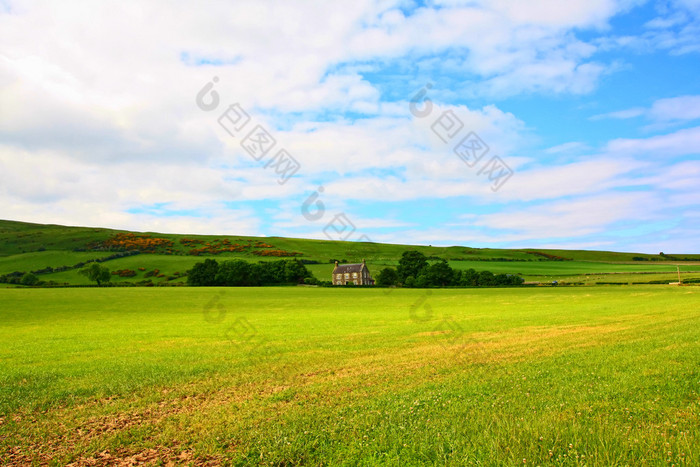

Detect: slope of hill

[1,219,698,286]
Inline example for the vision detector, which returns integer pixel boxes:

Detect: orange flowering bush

[111,269,137,277]
[90,233,174,253]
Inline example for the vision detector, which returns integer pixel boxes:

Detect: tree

[494,273,524,286]
[458,268,479,286]
[216,260,252,286]
[283,260,311,284]
[21,272,38,286]
[397,250,428,282]
[419,259,455,286]
[251,261,284,285]
[187,258,219,286]
[188,259,312,286]
[376,267,399,286]
[477,270,496,286]
[494,273,510,286]
[79,263,111,286]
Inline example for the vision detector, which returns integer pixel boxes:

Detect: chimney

[334,260,339,267]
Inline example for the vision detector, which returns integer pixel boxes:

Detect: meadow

[1,286,698,465]
[2,219,699,287]
[4,250,700,287]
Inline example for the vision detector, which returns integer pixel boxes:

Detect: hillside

[1,219,698,286]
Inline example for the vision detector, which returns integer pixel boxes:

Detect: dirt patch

[65,447,222,466]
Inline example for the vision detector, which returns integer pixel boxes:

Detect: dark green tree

[216,260,252,286]
[397,250,428,282]
[79,263,111,286]
[21,272,38,286]
[414,273,429,288]
[376,267,399,286]
[420,260,455,286]
[284,260,311,284]
[494,273,524,286]
[187,258,219,286]
[188,259,313,286]
[477,270,496,286]
[456,268,476,286]
[250,261,282,285]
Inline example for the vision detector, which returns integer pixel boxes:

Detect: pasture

[1,286,698,465]
[3,250,700,287]
[2,219,699,287]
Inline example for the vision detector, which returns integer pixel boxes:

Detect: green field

[1,287,698,465]
[2,219,700,287]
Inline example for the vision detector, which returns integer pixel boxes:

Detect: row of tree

[1,262,114,286]
[0,271,40,286]
[187,258,315,286]
[375,250,524,287]
[8,251,523,288]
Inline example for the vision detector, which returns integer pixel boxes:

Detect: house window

[344,273,349,279]
[336,274,342,279]
[352,272,358,278]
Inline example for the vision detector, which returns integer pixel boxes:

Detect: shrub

[111,269,137,277]
[376,267,399,286]
[79,263,111,286]
[21,273,39,286]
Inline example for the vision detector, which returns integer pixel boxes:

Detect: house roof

[333,263,366,274]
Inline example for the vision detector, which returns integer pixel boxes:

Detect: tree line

[375,250,524,287]
[6,250,524,288]
[187,258,315,286]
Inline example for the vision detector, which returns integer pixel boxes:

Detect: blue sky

[0,0,698,253]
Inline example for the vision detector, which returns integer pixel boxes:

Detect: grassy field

[2,219,700,286]
[3,253,700,286]
[4,251,698,287]
[1,286,698,465]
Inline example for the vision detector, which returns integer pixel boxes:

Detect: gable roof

[333,263,366,274]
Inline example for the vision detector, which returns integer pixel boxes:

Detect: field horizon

[2,219,699,288]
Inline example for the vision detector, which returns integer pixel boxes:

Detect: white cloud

[544,141,589,154]
[471,192,658,240]
[597,0,700,55]
[650,95,700,122]
[0,0,696,254]
[606,125,700,156]
[591,95,700,123]
[590,107,646,120]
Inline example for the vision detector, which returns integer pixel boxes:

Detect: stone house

[332,259,374,285]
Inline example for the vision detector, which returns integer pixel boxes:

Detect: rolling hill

[1,219,698,286]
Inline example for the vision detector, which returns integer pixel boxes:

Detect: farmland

[2,219,699,286]
[1,286,698,465]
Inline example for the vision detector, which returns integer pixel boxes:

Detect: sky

[1,0,699,253]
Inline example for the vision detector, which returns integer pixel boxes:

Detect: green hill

[1,219,698,286]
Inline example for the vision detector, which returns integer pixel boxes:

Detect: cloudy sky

[1,0,699,253]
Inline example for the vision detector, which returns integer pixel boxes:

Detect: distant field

[447,260,699,276]
[1,287,698,465]
[0,251,115,275]
[2,219,699,286]
[4,251,698,286]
